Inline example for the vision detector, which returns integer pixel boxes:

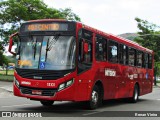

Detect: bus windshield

[16,35,76,70]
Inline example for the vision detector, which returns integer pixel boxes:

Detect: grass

[156,80,160,83]
[0,75,14,81]
[0,70,14,81]
[0,70,14,75]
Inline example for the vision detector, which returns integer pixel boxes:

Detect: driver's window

[79,39,92,63]
[78,29,93,74]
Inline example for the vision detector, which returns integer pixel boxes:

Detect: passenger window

[108,40,118,63]
[137,51,143,67]
[128,48,136,66]
[95,35,107,61]
[148,54,152,69]
[119,44,128,65]
[144,53,149,68]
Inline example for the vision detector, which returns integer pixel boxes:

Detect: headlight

[58,83,65,91]
[14,77,19,88]
[58,79,74,91]
[66,79,74,87]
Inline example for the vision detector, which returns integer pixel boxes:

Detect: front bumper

[13,82,76,101]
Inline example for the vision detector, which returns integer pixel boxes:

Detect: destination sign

[21,23,68,32]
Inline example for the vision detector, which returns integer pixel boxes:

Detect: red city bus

[9,19,154,109]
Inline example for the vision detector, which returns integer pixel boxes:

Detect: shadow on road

[17,98,150,112]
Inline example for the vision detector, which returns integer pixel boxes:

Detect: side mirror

[84,42,89,54]
[8,32,18,55]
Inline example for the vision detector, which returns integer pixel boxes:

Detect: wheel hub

[92,91,98,104]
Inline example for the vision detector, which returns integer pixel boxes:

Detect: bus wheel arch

[94,80,104,101]
[135,82,140,96]
[87,80,104,109]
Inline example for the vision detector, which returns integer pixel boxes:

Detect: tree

[134,18,160,62]
[134,17,160,77]
[0,0,81,50]
[0,51,9,66]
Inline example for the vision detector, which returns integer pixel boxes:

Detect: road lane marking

[83,111,103,116]
[1,104,32,108]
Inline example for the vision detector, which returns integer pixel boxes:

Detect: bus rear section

[9,19,154,109]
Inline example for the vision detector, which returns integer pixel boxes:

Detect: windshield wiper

[46,34,60,51]
[45,34,60,60]
[33,39,37,60]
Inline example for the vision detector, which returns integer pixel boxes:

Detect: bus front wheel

[87,85,101,109]
[40,100,54,106]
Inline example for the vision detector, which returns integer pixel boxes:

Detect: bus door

[77,29,93,100]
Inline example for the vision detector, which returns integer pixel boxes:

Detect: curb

[0,87,13,93]
[153,85,160,88]
[0,79,13,82]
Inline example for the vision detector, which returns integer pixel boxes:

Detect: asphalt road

[0,81,160,120]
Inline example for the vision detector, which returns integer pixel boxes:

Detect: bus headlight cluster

[14,77,19,88]
[58,79,74,91]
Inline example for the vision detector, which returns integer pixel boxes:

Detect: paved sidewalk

[0,86,13,92]
[0,81,13,92]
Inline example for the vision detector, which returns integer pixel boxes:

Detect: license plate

[32,90,42,95]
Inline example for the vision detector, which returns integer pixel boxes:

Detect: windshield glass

[16,36,76,70]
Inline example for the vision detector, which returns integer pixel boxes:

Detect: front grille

[16,68,73,80]
[20,86,57,96]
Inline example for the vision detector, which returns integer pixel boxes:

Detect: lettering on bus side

[105,69,116,77]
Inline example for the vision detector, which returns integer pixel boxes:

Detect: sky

[43,0,160,35]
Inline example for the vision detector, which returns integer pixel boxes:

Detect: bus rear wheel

[129,84,139,103]
[87,85,101,109]
[40,101,54,106]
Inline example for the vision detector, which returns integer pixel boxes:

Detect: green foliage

[0,51,9,65]
[134,18,160,76]
[134,17,160,62]
[0,0,81,50]
[5,55,16,63]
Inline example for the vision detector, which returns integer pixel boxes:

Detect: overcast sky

[43,0,160,35]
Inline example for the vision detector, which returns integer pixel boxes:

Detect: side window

[148,54,152,69]
[79,39,92,63]
[95,35,107,61]
[108,40,118,63]
[128,47,136,66]
[119,44,128,65]
[137,51,143,67]
[78,29,93,74]
[144,53,149,68]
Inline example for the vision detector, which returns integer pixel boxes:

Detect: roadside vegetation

[0,70,14,81]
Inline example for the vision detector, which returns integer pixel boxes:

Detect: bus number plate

[32,90,42,95]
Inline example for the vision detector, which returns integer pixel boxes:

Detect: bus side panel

[74,70,96,101]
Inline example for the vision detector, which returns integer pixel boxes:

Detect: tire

[87,85,101,110]
[40,101,54,106]
[130,85,139,103]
